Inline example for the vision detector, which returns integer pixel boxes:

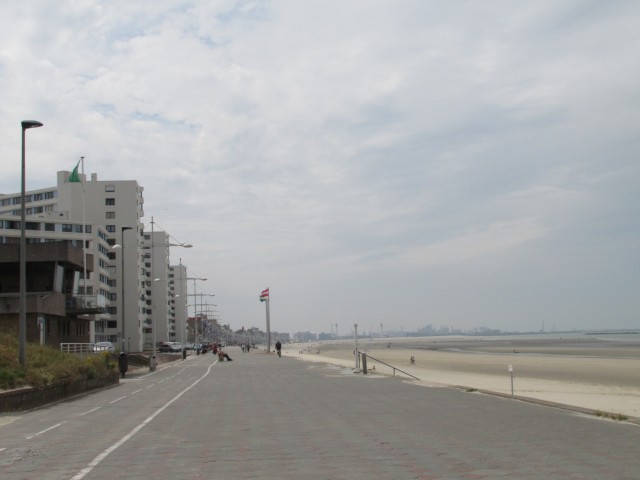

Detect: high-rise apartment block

[0,169,188,352]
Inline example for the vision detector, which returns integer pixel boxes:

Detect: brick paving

[5,348,637,480]
[166,348,640,480]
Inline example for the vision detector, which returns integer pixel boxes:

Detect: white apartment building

[141,229,190,347]
[56,171,147,351]
[1,169,190,352]
[170,263,188,344]
[2,170,144,349]
[142,230,169,348]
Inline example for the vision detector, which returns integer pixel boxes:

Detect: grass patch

[0,333,115,390]
[595,411,629,422]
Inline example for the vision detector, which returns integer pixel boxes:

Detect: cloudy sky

[1,1,638,336]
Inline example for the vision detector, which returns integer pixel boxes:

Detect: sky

[1,1,638,336]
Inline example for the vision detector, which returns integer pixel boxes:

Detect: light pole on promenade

[186,277,207,348]
[19,120,43,366]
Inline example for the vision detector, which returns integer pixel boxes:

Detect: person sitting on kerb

[217,349,233,362]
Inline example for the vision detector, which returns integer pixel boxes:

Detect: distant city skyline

[1,1,638,335]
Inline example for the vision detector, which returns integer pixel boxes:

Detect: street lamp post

[200,302,217,343]
[19,120,43,366]
[198,293,215,345]
[186,277,207,349]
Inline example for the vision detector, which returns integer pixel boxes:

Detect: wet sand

[285,336,640,418]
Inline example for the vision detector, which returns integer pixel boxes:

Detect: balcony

[0,292,65,316]
[65,294,107,315]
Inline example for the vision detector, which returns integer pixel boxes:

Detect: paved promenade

[2,347,639,479]
[170,348,639,479]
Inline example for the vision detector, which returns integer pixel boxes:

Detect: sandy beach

[284,335,640,419]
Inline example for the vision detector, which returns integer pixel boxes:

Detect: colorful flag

[68,160,81,183]
[260,287,269,302]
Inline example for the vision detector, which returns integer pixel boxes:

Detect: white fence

[60,343,109,355]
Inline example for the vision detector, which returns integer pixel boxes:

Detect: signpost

[508,364,514,397]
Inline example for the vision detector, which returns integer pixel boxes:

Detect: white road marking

[131,389,143,395]
[78,407,102,417]
[69,363,215,480]
[26,421,67,440]
[109,396,127,404]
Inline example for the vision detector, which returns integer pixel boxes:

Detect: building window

[107,320,117,329]
[105,198,115,205]
[58,320,70,337]
[44,191,55,199]
[106,225,116,233]
[106,211,116,219]
[105,184,116,192]
[62,224,73,232]
[45,223,55,231]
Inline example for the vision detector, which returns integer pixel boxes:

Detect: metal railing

[60,343,110,355]
[359,352,420,380]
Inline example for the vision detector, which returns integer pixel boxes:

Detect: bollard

[118,352,128,378]
[182,348,187,360]
[362,352,368,374]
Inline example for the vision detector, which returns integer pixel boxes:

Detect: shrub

[0,368,26,390]
[0,333,116,390]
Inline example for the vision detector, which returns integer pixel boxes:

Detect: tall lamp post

[197,293,215,346]
[186,277,207,349]
[19,120,43,366]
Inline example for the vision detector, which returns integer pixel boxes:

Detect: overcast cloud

[1,1,638,335]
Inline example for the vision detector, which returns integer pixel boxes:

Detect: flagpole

[80,157,87,309]
[266,296,271,352]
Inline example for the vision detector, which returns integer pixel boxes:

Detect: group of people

[205,341,283,361]
[209,343,232,362]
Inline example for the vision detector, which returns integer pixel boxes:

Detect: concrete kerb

[451,385,640,426]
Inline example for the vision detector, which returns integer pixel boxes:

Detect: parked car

[93,342,115,353]
[158,342,182,353]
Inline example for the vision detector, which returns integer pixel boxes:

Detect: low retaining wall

[0,373,119,413]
